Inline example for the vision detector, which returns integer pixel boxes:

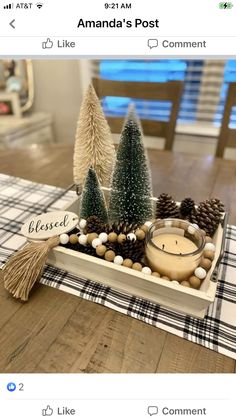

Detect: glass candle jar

[145,219,205,281]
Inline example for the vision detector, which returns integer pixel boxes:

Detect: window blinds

[91,59,236,129]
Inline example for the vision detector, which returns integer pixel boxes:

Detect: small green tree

[108,115,153,224]
[80,168,108,223]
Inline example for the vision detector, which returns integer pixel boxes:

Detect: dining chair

[215,82,236,158]
[92,78,183,151]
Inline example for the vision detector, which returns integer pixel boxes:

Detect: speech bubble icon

[148,39,158,49]
[148,406,158,416]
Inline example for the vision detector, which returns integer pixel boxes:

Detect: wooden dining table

[0,144,235,373]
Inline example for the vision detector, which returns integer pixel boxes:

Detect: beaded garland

[59,217,216,291]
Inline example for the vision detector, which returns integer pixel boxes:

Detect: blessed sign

[21,211,79,240]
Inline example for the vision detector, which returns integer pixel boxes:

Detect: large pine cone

[86,215,104,234]
[180,197,195,218]
[118,239,144,262]
[195,198,224,237]
[156,193,179,219]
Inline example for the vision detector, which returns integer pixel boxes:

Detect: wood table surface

[0,144,235,373]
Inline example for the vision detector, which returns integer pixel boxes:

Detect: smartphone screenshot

[0,1,235,418]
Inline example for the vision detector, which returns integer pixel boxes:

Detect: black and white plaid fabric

[0,174,235,360]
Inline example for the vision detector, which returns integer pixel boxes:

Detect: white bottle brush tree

[73,84,116,188]
[108,110,153,224]
[80,167,108,223]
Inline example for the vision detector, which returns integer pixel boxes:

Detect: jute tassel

[2,236,60,301]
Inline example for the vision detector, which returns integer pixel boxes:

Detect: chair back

[92,78,183,150]
[216,82,236,158]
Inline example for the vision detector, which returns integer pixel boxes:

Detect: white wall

[32,60,87,143]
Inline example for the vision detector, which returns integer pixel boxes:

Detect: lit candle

[146,220,205,281]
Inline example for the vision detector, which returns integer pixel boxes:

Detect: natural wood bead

[189,276,201,289]
[132,262,142,271]
[122,258,133,268]
[162,276,171,281]
[104,250,115,262]
[135,229,146,240]
[181,280,191,287]
[87,233,98,245]
[203,250,215,261]
[69,234,78,244]
[117,233,126,244]
[96,245,107,257]
[140,224,148,233]
[108,232,118,243]
[205,236,213,243]
[152,272,160,277]
[200,258,212,271]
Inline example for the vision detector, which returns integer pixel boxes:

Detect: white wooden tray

[47,191,227,319]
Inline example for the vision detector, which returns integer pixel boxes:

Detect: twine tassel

[2,236,60,301]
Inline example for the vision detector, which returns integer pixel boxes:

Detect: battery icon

[219,2,233,8]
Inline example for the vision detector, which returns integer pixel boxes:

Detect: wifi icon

[36,2,43,8]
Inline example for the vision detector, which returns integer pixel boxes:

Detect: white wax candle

[153,234,198,255]
[146,233,202,281]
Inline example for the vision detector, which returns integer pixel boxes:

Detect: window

[93,59,236,133]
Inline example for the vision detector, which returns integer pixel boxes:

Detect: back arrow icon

[9,19,15,29]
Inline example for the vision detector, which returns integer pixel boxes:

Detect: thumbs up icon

[42,38,53,49]
[42,405,53,416]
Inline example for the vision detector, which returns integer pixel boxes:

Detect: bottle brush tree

[108,114,153,224]
[80,167,108,223]
[73,83,115,188]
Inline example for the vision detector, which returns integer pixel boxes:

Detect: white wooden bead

[127,233,136,242]
[194,267,207,279]
[59,233,69,245]
[172,280,179,285]
[144,221,152,227]
[78,234,87,245]
[92,238,102,248]
[114,255,123,265]
[142,267,152,275]
[204,243,216,252]
[99,232,108,243]
[187,225,195,234]
[192,223,199,229]
[79,219,87,229]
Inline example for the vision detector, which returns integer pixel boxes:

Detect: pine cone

[86,215,104,234]
[180,197,195,218]
[210,198,224,213]
[106,242,117,253]
[118,239,144,262]
[156,193,179,219]
[104,221,139,235]
[188,208,198,225]
[80,245,97,257]
[195,199,222,237]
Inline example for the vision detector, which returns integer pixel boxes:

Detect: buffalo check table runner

[0,174,235,360]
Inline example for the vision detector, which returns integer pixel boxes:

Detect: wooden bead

[200,258,212,271]
[96,245,107,257]
[117,233,126,244]
[189,276,201,289]
[205,236,213,243]
[122,258,133,268]
[181,280,191,287]
[108,232,118,243]
[104,250,115,262]
[69,234,78,244]
[132,262,142,271]
[140,224,148,233]
[135,229,146,240]
[87,232,98,245]
[203,250,215,261]
[162,276,171,281]
[152,272,160,277]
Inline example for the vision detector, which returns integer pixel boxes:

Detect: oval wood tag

[21,211,79,240]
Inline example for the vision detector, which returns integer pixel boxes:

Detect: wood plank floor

[0,144,235,373]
